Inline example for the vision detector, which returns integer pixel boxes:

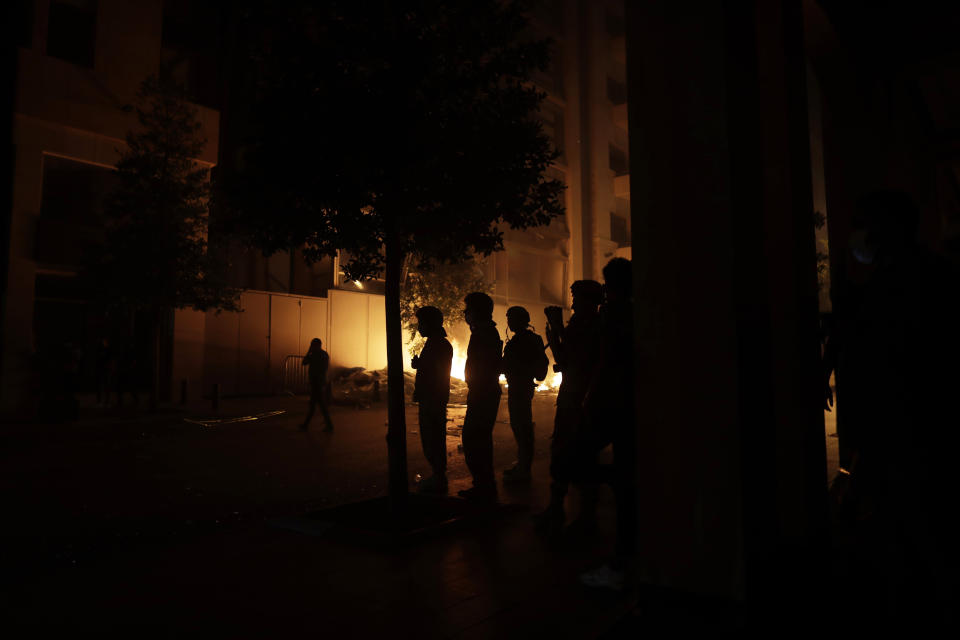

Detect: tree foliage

[219,0,565,276]
[90,75,239,313]
[218,0,564,501]
[814,209,829,293]
[400,258,491,356]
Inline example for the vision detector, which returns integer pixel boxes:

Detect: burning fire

[450,339,468,381]
[537,371,562,392]
[447,338,561,392]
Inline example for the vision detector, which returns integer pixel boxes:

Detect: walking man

[412,306,454,493]
[501,306,549,484]
[458,292,503,502]
[300,338,333,431]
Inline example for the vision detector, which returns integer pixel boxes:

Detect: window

[507,250,540,302]
[161,0,220,108]
[40,155,115,224]
[531,1,564,35]
[539,257,564,305]
[47,0,97,68]
[609,145,628,176]
[606,12,625,38]
[607,77,627,106]
[37,155,117,265]
[610,213,629,246]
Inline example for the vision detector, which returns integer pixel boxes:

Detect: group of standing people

[410,256,637,590]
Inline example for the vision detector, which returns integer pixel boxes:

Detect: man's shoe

[502,465,532,484]
[564,515,598,539]
[579,563,625,591]
[419,475,448,494]
[457,486,497,503]
[533,504,565,534]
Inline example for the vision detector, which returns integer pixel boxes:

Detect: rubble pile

[329,364,556,408]
[329,366,472,406]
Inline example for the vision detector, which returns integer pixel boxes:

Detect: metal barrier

[280,355,310,394]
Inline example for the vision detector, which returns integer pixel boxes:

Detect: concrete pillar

[579,0,614,281]
[625,0,827,602]
[561,0,586,282]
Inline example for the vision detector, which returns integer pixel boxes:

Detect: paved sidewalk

[1,393,636,637]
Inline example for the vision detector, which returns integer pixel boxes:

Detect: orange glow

[536,371,562,392]
[449,338,467,380]
[446,338,561,392]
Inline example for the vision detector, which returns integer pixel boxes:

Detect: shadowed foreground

[1,394,650,637]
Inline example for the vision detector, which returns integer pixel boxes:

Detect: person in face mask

[848,190,920,267]
[836,189,960,625]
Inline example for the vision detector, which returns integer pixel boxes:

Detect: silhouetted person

[458,292,503,502]
[501,306,548,484]
[535,279,603,535]
[838,190,960,625]
[577,257,636,591]
[823,284,868,474]
[300,338,333,432]
[412,306,454,494]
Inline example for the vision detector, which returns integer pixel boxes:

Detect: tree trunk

[384,225,409,511]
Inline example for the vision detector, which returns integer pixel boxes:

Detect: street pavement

[0,392,635,637]
[1,390,841,637]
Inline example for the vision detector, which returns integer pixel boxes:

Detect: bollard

[212,383,220,412]
[180,379,187,405]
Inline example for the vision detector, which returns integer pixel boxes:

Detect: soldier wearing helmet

[501,306,549,483]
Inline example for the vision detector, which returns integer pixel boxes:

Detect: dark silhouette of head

[415,306,445,338]
[310,338,323,351]
[851,190,919,265]
[506,306,531,333]
[602,257,632,303]
[463,291,494,326]
[570,280,603,316]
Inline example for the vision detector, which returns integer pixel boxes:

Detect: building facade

[1,0,630,413]
[220,0,633,382]
[2,0,220,415]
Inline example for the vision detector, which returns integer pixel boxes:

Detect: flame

[446,338,561,391]
[449,339,467,380]
[536,370,562,392]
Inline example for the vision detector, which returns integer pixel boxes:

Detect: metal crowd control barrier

[280,354,310,395]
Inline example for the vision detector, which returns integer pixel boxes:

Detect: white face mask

[850,229,877,265]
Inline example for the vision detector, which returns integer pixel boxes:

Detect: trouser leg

[565,422,612,521]
[419,403,447,479]
[613,414,638,558]
[318,399,333,429]
[567,407,638,539]
[549,407,582,506]
[463,391,500,490]
[508,388,534,471]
